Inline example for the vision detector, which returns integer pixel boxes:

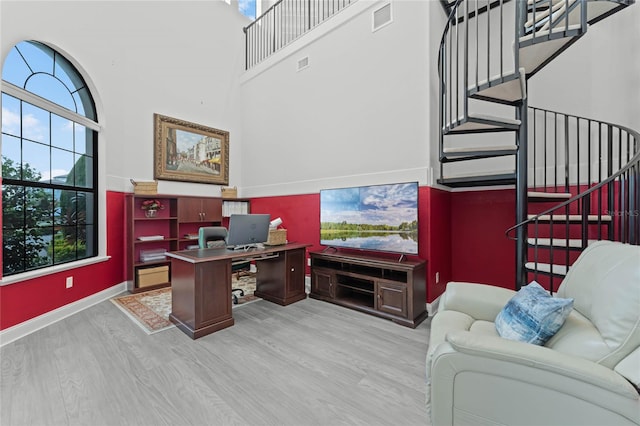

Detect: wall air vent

[297,56,309,72]
[372,3,392,32]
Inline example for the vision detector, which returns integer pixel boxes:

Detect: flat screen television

[320,182,419,255]
[226,214,271,249]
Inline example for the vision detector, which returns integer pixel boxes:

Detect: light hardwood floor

[1,296,431,426]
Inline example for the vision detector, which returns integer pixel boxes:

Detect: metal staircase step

[519,24,582,76]
[468,72,525,105]
[529,0,634,25]
[525,0,577,34]
[445,113,521,135]
[437,170,516,188]
[525,262,568,277]
[584,0,634,25]
[527,238,595,249]
[527,191,572,202]
[527,214,613,222]
[442,145,518,162]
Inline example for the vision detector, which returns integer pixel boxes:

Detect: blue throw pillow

[495,281,574,345]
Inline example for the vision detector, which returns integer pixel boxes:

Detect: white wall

[3,1,633,199]
[1,0,249,197]
[433,2,639,183]
[528,5,640,132]
[239,0,442,197]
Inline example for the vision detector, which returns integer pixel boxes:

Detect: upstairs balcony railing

[244,0,357,69]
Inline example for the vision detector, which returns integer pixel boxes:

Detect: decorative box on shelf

[137,265,169,288]
[221,186,237,198]
[138,235,165,241]
[131,179,158,195]
[140,248,167,262]
[265,228,287,246]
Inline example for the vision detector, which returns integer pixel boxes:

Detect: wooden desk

[166,243,309,339]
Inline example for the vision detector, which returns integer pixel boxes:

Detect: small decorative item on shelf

[130,179,158,195]
[265,218,287,246]
[141,199,164,218]
[221,186,238,198]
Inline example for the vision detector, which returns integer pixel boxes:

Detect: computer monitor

[226,214,271,249]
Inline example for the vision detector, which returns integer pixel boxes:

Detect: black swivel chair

[198,226,251,304]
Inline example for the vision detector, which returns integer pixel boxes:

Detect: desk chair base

[231,288,244,305]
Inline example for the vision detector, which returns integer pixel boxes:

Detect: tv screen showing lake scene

[320,182,419,254]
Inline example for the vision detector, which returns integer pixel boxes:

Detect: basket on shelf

[131,179,158,195]
[221,186,237,198]
[265,228,287,246]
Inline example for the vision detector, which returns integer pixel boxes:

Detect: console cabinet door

[312,268,334,299]
[376,281,407,318]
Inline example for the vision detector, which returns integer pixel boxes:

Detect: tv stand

[310,251,427,328]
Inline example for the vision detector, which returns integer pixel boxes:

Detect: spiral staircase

[437,0,639,290]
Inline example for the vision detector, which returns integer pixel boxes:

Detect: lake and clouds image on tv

[320,182,418,254]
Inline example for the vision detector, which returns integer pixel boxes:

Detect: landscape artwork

[153,114,229,185]
[320,182,419,254]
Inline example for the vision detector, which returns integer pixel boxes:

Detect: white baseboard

[0,282,127,347]
[427,294,442,316]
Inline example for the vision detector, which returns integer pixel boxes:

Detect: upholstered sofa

[426,240,640,425]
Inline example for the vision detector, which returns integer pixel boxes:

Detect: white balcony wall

[239,0,446,197]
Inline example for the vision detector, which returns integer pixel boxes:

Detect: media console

[310,251,428,328]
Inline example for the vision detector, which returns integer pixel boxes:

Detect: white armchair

[426,241,640,426]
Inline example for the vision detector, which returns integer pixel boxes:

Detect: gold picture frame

[153,113,229,185]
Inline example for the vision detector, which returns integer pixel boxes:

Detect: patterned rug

[111,274,258,334]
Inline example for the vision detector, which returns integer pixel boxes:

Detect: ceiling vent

[372,3,392,32]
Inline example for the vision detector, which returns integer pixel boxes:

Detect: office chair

[198,226,251,304]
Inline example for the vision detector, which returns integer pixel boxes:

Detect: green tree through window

[1,41,98,276]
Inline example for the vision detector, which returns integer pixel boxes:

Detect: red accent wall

[250,186,454,303]
[249,193,322,274]
[423,187,452,301]
[0,191,126,330]
[450,189,517,290]
[1,186,520,330]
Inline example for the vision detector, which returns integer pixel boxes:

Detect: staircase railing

[438,0,518,136]
[243,0,357,70]
[508,112,640,292]
[528,107,637,193]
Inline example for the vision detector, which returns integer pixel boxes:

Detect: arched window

[1,41,99,277]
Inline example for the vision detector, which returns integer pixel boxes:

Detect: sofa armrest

[430,331,640,426]
[438,282,515,321]
[445,331,639,399]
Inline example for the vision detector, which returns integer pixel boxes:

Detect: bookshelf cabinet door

[178,197,222,222]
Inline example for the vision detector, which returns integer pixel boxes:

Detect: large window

[1,41,99,277]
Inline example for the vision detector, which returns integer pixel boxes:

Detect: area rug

[111,274,258,334]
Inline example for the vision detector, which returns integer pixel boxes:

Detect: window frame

[1,43,107,283]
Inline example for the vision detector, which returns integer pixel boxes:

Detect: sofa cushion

[495,281,574,345]
[556,241,640,372]
[545,308,611,360]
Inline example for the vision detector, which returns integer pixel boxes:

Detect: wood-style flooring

[1,296,431,426]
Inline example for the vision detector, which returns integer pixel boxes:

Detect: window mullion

[1,81,100,132]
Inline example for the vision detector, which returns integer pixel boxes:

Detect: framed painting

[153,113,229,185]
